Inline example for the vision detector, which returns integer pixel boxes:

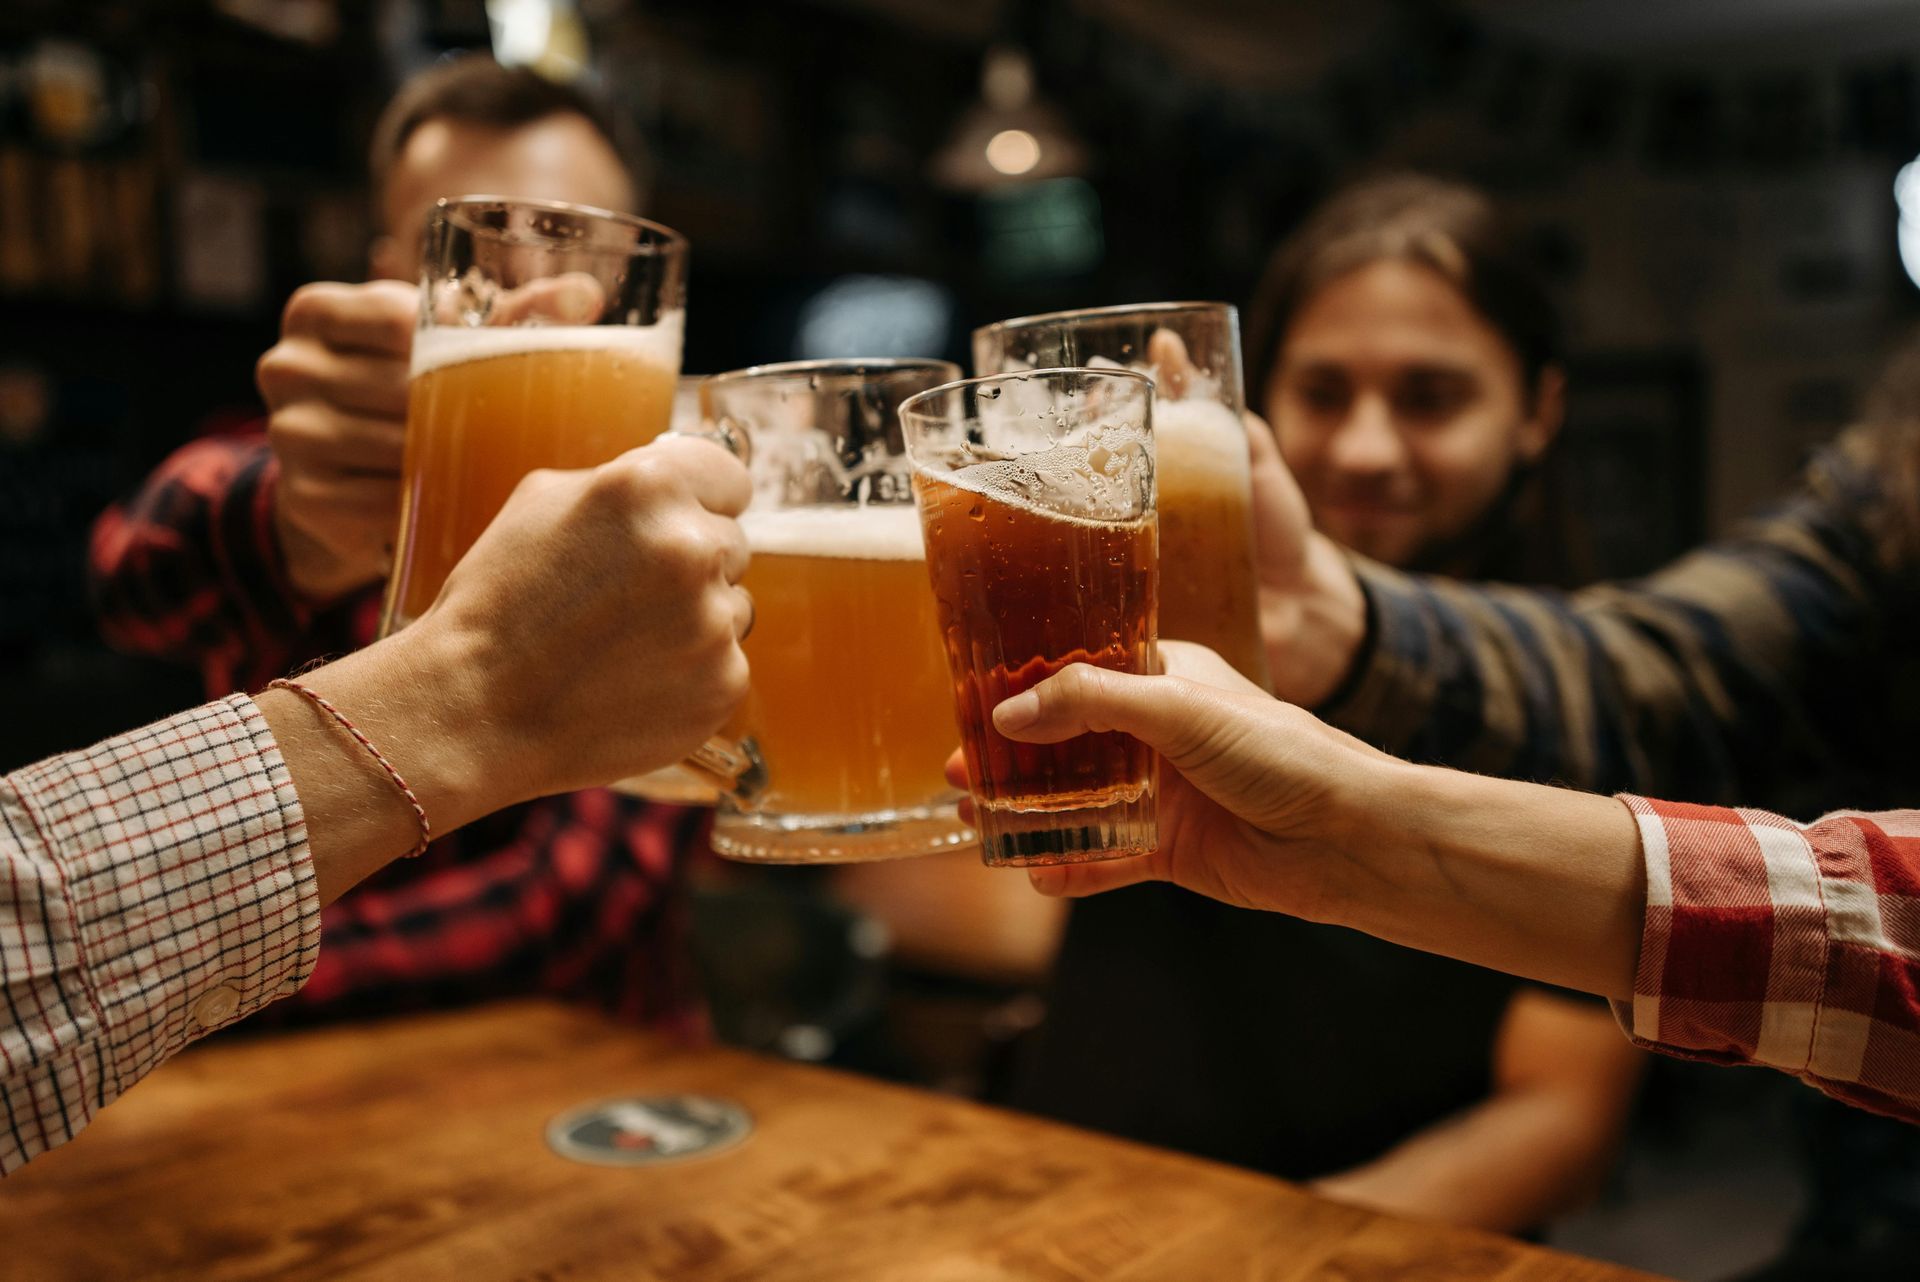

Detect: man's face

[1264,260,1558,569]
[370,111,636,281]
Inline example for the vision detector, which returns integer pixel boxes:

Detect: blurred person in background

[82,56,715,1033]
[1010,176,1644,1235]
[1219,299,1920,1275]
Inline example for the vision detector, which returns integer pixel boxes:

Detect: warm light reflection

[1899,158,1920,289]
[985,129,1042,177]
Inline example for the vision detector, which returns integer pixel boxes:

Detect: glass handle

[683,734,767,807]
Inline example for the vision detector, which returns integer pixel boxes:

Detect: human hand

[304,434,753,833]
[1243,409,1369,706]
[956,640,1400,915]
[257,280,416,604]
[427,434,753,801]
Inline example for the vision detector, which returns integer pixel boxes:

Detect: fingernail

[994,690,1040,732]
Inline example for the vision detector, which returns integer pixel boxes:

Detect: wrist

[1307,754,1433,931]
[272,496,381,607]
[1264,532,1368,706]
[296,622,513,836]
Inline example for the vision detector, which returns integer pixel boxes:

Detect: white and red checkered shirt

[1619,795,1920,1122]
[1,695,319,1175]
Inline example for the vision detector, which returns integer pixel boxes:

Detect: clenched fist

[256,280,417,603]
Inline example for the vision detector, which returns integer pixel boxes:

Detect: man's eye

[1294,380,1349,414]
[1395,376,1472,421]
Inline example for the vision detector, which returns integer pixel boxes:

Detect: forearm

[1313,1086,1619,1233]
[1328,764,1645,1000]
[1262,531,1368,708]
[256,628,500,906]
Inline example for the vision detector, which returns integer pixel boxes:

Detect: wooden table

[2,1002,1664,1281]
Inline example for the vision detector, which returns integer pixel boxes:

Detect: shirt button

[191,984,241,1029]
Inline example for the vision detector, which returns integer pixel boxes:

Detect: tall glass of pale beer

[973,303,1267,687]
[381,196,688,635]
[703,359,977,863]
[900,368,1159,867]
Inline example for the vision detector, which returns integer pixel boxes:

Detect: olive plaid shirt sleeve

[1618,796,1920,1123]
[0,695,320,1174]
[1319,444,1892,806]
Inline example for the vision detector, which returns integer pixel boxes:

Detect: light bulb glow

[985,129,1042,177]
[1899,158,1920,289]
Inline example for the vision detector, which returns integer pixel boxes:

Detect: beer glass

[973,303,1267,687]
[900,368,1159,867]
[381,196,688,634]
[616,375,730,807]
[706,359,977,863]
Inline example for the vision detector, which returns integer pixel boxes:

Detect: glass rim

[973,300,1234,341]
[897,365,1156,425]
[434,194,688,257]
[705,357,962,391]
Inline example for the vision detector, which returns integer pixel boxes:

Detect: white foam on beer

[1154,397,1252,487]
[410,311,685,377]
[740,504,926,560]
[929,450,1154,532]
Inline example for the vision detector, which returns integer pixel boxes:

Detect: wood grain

[0,1002,1666,1281]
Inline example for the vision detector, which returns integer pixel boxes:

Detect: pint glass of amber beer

[704,359,977,863]
[381,196,688,634]
[973,303,1268,688]
[900,368,1159,867]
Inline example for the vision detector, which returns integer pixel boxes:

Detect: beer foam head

[1153,398,1252,487]
[410,310,685,377]
[934,429,1155,528]
[740,504,926,560]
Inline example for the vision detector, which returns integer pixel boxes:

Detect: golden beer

[734,506,956,818]
[384,321,681,630]
[1154,398,1269,686]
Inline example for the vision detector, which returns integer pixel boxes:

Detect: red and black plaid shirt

[1617,796,1920,1123]
[88,431,707,1033]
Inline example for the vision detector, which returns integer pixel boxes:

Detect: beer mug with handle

[973,303,1268,689]
[702,359,979,863]
[384,195,689,635]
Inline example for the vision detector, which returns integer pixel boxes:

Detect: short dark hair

[1245,174,1563,410]
[367,55,640,205]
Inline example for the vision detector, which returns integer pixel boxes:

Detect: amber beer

[972,302,1268,687]
[1154,397,1267,684]
[734,506,956,818]
[383,322,680,630]
[915,465,1159,864]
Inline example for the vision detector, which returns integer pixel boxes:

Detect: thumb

[1243,410,1312,573]
[1145,327,1194,401]
[992,664,1219,766]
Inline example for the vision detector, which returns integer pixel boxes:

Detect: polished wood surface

[2,1002,1665,1281]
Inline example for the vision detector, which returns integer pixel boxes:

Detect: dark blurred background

[6,0,1920,767]
[3,4,1919,1272]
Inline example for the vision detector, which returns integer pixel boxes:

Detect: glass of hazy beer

[900,368,1160,867]
[702,359,978,863]
[381,196,688,635]
[972,303,1268,688]
[615,374,732,807]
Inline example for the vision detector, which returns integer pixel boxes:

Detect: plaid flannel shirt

[1618,798,1920,1122]
[2,695,318,1174]
[1321,440,1920,1118]
[89,431,706,1032]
